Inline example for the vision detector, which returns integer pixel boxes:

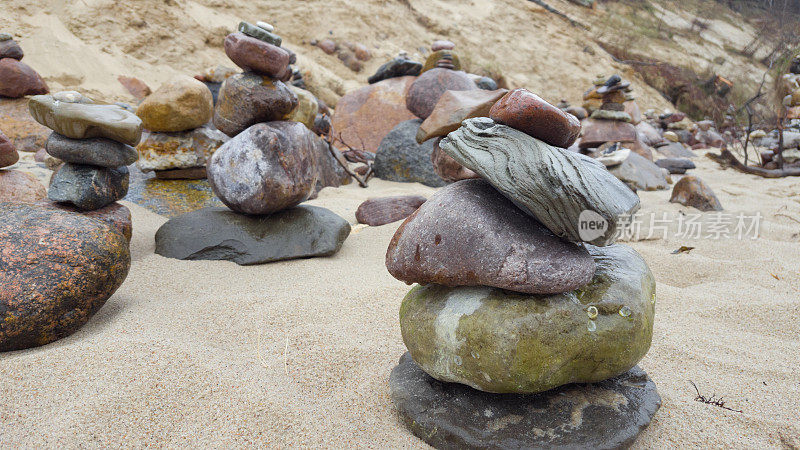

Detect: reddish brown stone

[0,203,130,351]
[624,100,642,124]
[0,169,46,202]
[417,88,507,143]
[405,68,476,119]
[213,73,298,137]
[317,39,337,55]
[431,40,455,51]
[331,76,417,152]
[353,43,371,61]
[224,32,291,79]
[579,118,637,149]
[489,88,581,148]
[0,40,23,61]
[0,58,48,98]
[0,130,19,167]
[117,75,152,102]
[356,195,427,226]
[431,138,478,182]
[36,200,133,242]
[669,175,722,212]
[154,167,207,180]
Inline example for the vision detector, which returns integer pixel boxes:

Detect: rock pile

[30,91,139,214]
[387,92,660,447]
[135,76,226,180]
[0,34,48,98]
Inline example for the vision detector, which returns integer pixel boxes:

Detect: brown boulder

[669,175,722,212]
[224,32,291,79]
[331,76,417,152]
[416,88,507,143]
[405,68,476,119]
[431,138,478,182]
[386,179,596,294]
[0,169,46,202]
[136,77,213,132]
[0,130,19,167]
[0,203,130,351]
[37,200,133,242]
[213,73,298,137]
[0,58,48,98]
[356,195,427,226]
[579,118,637,149]
[489,88,581,148]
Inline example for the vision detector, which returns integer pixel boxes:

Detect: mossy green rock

[399,244,655,394]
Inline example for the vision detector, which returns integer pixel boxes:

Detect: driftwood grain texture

[439,118,640,246]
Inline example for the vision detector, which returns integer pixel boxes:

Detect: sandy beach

[1,152,798,447]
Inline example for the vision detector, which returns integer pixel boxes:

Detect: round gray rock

[154,205,350,265]
[390,352,661,450]
[374,119,446,187]
[46,132,138,167]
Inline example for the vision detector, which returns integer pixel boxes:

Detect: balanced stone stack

[782,55,800,120]
[135,76,226,180]
[30,91,139,227]
[387,89,660,448]
[0,33,49,98]
[580,75,648,157]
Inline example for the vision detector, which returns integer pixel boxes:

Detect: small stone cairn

[387,89,661,448]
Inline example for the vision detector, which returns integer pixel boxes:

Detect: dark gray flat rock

[154,205,350,265]
[390,352,661,450]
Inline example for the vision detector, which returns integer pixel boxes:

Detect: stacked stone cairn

[387,89,661,448]
[153,20,350,266]
[135,76,227,180]
[0,32,49,98]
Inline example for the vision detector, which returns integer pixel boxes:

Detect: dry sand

[1,152,799,447]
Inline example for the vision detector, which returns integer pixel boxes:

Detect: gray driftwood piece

[439,117,640,246]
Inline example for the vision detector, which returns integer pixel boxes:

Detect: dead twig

[689,380,743,413]
[321,118,371,188]
[706,148,800,178]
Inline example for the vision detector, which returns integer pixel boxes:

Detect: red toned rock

[0,203,130,351]
[0,58,48,98]
[0,40,23,60]
[417,88,507,143]
[489,89,581,148]
[624,100,642,124]
[36,200,133,242]
[213,73,298,137]
[117,76,152,102]
[669,175,722,212]
[431,137,478,182]
[224,32,291,79]
[386,179,596,294]
[317,39,337,55]
[0,130,19,167]
[431,40,455,51]
[579,118,637,149]
[405,68,476,119]
[356,195,427,226]
[353,43,371,61]
[331,76,417,152]
[0,169,46,202]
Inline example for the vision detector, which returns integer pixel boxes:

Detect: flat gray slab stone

[390,352,661,450]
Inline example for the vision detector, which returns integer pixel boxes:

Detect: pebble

[0,130,19,168]
[136,77,213,132]
[237,21,282,46]
[213,73,297,137]
[46,132,138,167]
[669,175,723,211]
[256,21,274,32]
[356,195,426,226]
[0,39,24,60]
[489,88,581,148]
[49,163,129,210]
[29,94,142,146]
[224,32,291,79]
[655,157,696,174]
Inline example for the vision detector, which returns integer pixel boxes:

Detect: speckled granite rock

[136,127,228,172]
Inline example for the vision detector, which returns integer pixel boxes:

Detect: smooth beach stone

[0,58,48,98]
[317,38,337,55]
[136,126,228,172]
[331,76,417,152]
[237,21,281,46]
[0,203,130,352]
[0,39,23,60]
[28,95,142,146]
[670,175,723,212]
[591,109,632,122]
[473,76,497,90]
[356,195,426,226]
[255,21,274,32]
[0,130,19,167]
[579,118,637,149]
[48,163,129,211]
[374,119,446,187]
[0,169,46,202]
[213,73,297,137]
[655,157,695,174]
[224,32,290,79]
[608,152,669,192]
[390,353,660,450]
[282,85,319,130]
[565,105,588,120]
[154,205,350,265]
[654,141,696,158]
[36,200,132,242]
[406,68,477,119]
[421,50,461,73]
[489,88,581,148]
[387,179,595,294]
[46,133,138,167]
[416,88,507,143]
[135,77,213,132]
[431,138,478,182]
[440,118,640,246]
[625,99,643,124]
[367,57,422,84]
[431,40,455,51]
[399,243,655,394]
[207,121,318,215]
[52,90,93,104]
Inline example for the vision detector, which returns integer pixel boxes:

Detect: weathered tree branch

[707,148,800,178]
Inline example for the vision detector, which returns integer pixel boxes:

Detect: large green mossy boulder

[399,244,655,394]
